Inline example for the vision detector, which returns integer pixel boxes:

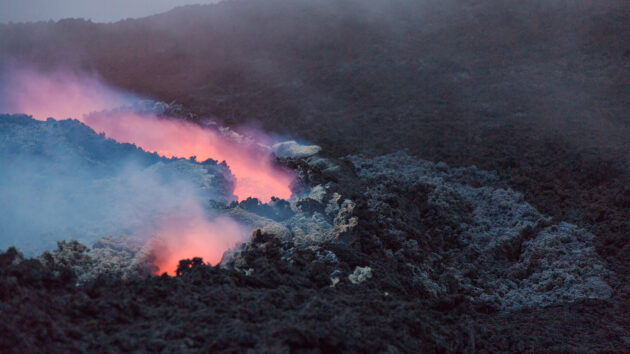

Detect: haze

[0,0,221,23]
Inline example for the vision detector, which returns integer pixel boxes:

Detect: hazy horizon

[0,0,221,24]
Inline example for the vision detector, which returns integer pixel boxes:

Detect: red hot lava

[2,67,294,275]
[3,68,293,202]
[84,110,293,202]
[150,214,249,276]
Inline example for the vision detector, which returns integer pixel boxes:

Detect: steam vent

[1,0,629,351]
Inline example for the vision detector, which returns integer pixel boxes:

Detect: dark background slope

[0,0,628,270]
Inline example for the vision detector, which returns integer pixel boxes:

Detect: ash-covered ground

[1,0,630,352]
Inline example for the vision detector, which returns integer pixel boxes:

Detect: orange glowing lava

[3,67,294,202]
[150,215,249,275]
[84,110,293,201]
[1,67,294,275]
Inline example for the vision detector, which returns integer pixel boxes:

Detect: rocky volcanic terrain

[1,0,630,352]
[1,113,628,352]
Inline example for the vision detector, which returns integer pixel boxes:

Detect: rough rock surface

[1,142,628,352]
[37,238,156,284]
[348,266,373,284]
[272,140,322,159]
[350,152,612,310]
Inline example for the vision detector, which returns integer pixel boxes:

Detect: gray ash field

[1,0,630,352]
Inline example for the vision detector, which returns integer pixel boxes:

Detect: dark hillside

[2,0,627,269]
[0,1,629,351]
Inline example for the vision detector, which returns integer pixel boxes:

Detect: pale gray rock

[348,266,373,284]
[272,140,321,159]
[350,151,611,310]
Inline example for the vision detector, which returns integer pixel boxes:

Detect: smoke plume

[1,66,294,201]
[0,66,294,274]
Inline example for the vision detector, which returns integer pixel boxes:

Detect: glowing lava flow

[1,67,294,275]
[84,110,293,201]
[150,214,249,275]
[1,67,293,202]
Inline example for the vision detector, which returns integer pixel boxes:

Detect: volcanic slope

[1,115,628,351]
[0,0,627,272]
[1,0,629,351]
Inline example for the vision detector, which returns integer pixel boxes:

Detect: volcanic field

[1,0,629,352]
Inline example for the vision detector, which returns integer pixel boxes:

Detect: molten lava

[84,110,293,201]
[2,67,293,202]
[1,66,294,275]
[150,215,249,276]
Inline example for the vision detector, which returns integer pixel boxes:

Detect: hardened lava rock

[349,151,612,310]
